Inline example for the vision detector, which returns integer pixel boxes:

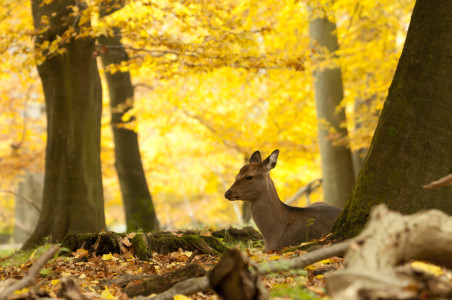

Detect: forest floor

[0,230,344,300]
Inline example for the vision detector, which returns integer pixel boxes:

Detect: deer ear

[249,151,262,163]
[262,149,279,171]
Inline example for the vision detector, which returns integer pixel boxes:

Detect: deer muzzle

[224,190,237,201]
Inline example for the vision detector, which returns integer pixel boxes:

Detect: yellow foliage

[0,0,415,231]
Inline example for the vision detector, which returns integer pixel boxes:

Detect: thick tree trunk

[99,2,159,232]
[308,14,355,207]
[332,0,452,240]
[24,0,105,249]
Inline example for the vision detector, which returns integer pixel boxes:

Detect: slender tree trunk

[351,98,371,177]
[24,0,105,249]
[99,2,159,232]
[308,13,355,207]
[332,0,452,240]
[241,154,251,223]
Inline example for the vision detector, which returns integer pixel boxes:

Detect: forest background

[0,0,414,238]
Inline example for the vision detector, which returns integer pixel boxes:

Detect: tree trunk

[99,2,159,232]
[308,13,355,207]
[24,0,105,249]
[332,0,452,240]
[351,98,371,178]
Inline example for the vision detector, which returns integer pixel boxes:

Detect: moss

[132,233,150,261]
[61,232,126,256]
[61,233,98,252]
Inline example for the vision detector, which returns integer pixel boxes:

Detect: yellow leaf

[51,279,60,286]
[79,273,86,279]
[269,255,281,261]
[250,255,262,262]
[305,265,316,271]
[102,253,113,260]
[13,288,29,294]
[29,249,37,261]
[318,258,335,264]
[100,287,116,299]
[174,295,191,300]
[411,261,443,276]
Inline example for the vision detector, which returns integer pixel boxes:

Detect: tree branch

[0,245,60,299]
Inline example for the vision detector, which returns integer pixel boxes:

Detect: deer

[224,149,343,251]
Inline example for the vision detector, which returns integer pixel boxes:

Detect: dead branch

[0,189,41,213]
[147,276,210,300]
[423,173,452,189]
[257,239,351,275]
[0,245,60,299]
[285,178,322,205]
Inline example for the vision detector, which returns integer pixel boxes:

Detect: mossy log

[62,231,228,261]
[123,263,206,297]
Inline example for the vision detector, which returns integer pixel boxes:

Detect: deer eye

[246,176,253,180]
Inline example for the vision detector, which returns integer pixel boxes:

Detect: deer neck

[250,177,288,238]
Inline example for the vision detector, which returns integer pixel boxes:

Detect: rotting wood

[62,232,228,261]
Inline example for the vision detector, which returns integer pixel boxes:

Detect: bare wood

[326,204,452,299]
[257,240,351,275]
[147,276,210,300]
[225,150,342,250]
[0,245,60,299]
[423,173,452,189]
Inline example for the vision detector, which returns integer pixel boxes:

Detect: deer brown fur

[225,150,342,251]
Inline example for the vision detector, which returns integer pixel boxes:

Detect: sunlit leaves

[0,0,415,230]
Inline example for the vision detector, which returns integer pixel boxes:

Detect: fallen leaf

[411,261,443,276]
[101,287,116,299]
[174,294,192,300]
[51,279,60,286]
[102,253,114,261]
[121,237,132,247]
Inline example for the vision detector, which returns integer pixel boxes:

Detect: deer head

[224,150,279,202]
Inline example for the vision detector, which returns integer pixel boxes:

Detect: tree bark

[332,0,452,240]
[24,0,106,249]
[308,12,355,207]
[99,1,159,232]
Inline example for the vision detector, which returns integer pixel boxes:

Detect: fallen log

[123,263,207,297]
[145,240,350,299]
[62,232,228,261]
